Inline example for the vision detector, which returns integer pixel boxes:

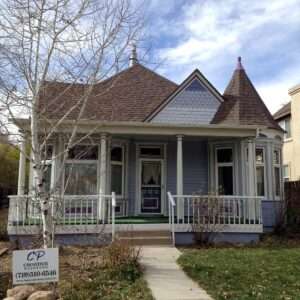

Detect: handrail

[167,191,176,246]
[111,192,116,242]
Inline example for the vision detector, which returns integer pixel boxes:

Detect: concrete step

[118,230,171,238]
[118,236,172,246]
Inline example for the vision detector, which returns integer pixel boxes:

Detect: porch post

[99,133,107,220]
[247,138,256,221]
[17,138,26,195]
[176,135,183,221]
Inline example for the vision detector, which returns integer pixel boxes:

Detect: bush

[60,242,152,300]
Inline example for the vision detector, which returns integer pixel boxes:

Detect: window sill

[284,138,293,143]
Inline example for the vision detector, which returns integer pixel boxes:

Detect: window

[279,117,291,139]
[273,150,281,197]
[216,148,233,195]
[140,146,163,158]
[64,145,98,195]
[41,145,53,193]
[283,165,290,181]
[256,148,265,197]
[111,146,124,196]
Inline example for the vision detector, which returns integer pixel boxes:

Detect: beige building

[274,84,300,181]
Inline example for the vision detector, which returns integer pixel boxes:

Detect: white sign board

[13,248,59,285]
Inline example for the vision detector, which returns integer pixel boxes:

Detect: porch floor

[116,216,169,224]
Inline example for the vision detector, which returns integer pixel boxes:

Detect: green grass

[178,245,300,300]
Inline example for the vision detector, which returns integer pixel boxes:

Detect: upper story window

[256,148,265,197]
[216,148,233,195]
[279,117,291,139]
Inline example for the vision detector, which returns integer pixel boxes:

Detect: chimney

[129,43,138,67]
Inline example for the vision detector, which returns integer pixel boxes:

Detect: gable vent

[186,79,205,91]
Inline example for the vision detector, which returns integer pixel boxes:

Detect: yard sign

[12,248,59,285]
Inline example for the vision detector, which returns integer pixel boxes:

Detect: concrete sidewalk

[140,246,213,300]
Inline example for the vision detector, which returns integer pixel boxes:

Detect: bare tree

[0,0,144,247]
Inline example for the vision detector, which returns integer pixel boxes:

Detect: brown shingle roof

[273,102,291,120]
[212,58,282,131]
[39,63,177,122]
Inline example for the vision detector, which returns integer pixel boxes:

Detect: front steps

[117,230,173,246]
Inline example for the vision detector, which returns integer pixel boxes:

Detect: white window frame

[273,149,282,199]
[255,147,267,197]
[283,164,290,181]
[110,144,125,197]
[215,147,234,196]
[63,144,99,195]
[279,117,292,140]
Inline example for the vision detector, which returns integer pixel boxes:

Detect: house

[8,54,284,245]
[273,84,300,181]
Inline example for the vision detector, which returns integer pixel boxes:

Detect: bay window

[64,145,98,195]
[216,148,233,195]
[256,148,265,197]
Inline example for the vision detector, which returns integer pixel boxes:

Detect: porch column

[176,135,183,221]
[17,138,26,195]
[247,138,256,221]
[99,133,107,220]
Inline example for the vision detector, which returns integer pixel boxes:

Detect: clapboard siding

[126,139,209,214]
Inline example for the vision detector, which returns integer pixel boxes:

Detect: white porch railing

[8,193,125,232]
[167,192,263,244]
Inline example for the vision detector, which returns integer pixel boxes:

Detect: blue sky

[140,0,300,113]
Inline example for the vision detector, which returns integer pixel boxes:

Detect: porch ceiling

[14,118,260,138]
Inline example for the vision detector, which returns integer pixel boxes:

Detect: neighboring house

[8,55,284,245]
[274,84,300,181]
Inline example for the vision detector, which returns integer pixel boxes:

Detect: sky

[141,0,300,114]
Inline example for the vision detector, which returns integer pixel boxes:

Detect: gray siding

[166,140,208,195]
[151,79,221,124]
[126,139,209,215]
[262,200,282,229]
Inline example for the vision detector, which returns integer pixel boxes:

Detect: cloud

[147,0,300,112]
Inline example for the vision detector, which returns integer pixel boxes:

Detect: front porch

[9,122,283,244]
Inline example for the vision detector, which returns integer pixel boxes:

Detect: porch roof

[15,118,260,137]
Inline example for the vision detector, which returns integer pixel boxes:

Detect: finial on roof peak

[236,56,244,70]
[129,43,138,67]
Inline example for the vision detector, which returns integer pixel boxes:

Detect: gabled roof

[146,69,224,121]
[273,102,291,121]
[212,57,282,130]
[39,63,177,122]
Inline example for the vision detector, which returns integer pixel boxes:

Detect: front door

[140,160,162,214]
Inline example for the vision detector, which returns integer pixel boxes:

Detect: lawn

[178,242,300,300]
[0,244,153,300]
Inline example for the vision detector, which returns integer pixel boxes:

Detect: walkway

[140,246,213,300]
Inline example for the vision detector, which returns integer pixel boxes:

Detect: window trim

[255,147,267,197]
[279,117,292,140]
[63,144,99,195]
[215,147,234,196]
[110,144,125,197]
[273,149,282,199]
[282,164,290,181]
